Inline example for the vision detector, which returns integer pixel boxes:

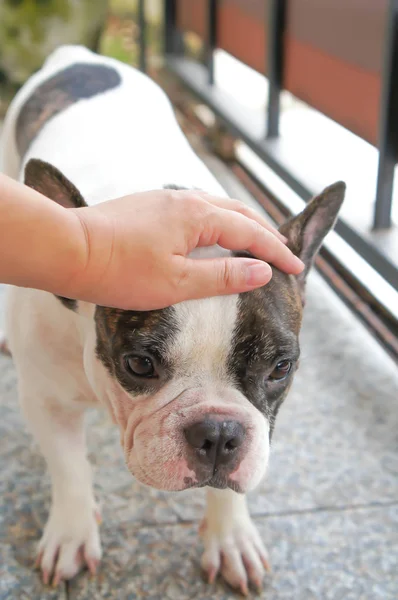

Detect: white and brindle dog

[2,45,345,593]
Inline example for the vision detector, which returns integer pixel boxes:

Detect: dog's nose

[184,419,245,467]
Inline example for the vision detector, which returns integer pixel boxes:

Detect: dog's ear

[24,158,87,208]
[279,181,346,300]
[24,159,86,312]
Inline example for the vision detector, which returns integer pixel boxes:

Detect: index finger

[199,207,304,275]
[193,191,287,243]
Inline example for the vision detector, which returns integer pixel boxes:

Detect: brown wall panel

[175,0,383,146]
[287,0,386,75]
[177,0,267,73]
[177,0,206,38]
[284,38,380,146]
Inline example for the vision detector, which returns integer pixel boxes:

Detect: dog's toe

[37,502,102,585]
[200,516,270,594]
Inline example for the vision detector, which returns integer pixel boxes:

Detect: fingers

[165,188,286,242]
[196,207,304,275]
[172,255,273,300]
[196,193,287,243]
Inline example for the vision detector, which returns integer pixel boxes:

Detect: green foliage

[0,0,108,84]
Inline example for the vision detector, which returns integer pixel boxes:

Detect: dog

[2,45,345,593]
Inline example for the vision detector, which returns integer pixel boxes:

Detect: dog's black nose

[184,419,245,467]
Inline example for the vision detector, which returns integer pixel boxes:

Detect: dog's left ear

[279,181,346,299]
[24,158,87,208]
[24,158,87,312]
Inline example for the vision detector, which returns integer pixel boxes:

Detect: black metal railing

[266,0,286,139]
[375,0,398,230]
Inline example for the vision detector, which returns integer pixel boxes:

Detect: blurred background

[0,0,162,107]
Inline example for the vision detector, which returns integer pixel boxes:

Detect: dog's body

[2,46,345,593]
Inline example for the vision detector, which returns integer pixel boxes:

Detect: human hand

[68,188,304,310]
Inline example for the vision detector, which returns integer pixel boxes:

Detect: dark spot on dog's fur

[183,476,195,487]
[16,63,121,157]
[163,184,189,190]
[56,297,78,311]
[228,255,302,436]
[163,184,204,192]
[95,306,179,395]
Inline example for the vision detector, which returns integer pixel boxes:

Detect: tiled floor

[1,162,398,598]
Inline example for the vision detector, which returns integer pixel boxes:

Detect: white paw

[200,514,270,596]
[36,498,102,586]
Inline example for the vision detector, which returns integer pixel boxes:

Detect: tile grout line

[110,498,398,531]
[249,499,398,520]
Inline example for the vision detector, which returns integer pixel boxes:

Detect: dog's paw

[36,499,102,586]
[200,514,270,596]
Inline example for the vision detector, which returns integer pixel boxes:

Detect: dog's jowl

[2,45,345,593]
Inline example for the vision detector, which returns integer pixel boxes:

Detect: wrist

[51,208,90,299]
[65,207,114,303]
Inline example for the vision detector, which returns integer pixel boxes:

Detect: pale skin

[0,173,304,309]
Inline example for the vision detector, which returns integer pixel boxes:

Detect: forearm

[0,173,86,296]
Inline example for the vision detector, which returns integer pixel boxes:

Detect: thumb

[175,257,273,300]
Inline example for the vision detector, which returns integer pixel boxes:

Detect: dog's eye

[269,360,292,381]
[125,355,155,378]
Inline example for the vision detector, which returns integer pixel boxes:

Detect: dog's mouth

[183,471,244,494]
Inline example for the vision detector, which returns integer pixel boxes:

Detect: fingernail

[246,261,272,286]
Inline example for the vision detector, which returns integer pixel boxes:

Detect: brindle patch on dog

[95,306,179,395]
[229,259,302,435]
[16,63,121,157]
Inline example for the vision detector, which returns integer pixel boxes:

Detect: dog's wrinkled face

[24,158,345,493]
[93,269,302,493]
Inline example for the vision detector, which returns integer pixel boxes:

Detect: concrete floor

[1,158,398,599]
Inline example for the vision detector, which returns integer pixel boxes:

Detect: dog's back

[2,45,225,202]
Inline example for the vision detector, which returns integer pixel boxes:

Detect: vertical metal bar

[266,0,286,138]
[138,0,146,72]
[164,0,177,54]
[164,0,184,56]
[374,0,398,230]
[207,0,217,85]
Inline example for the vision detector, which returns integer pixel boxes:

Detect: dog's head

[25,159,345,493]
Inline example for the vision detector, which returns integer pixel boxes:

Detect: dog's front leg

[200,488,270,595]
[21,392,102,585]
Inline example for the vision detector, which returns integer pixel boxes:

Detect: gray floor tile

[0,549,67,600]
[67,505,398,600]
[1,492,61,600]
